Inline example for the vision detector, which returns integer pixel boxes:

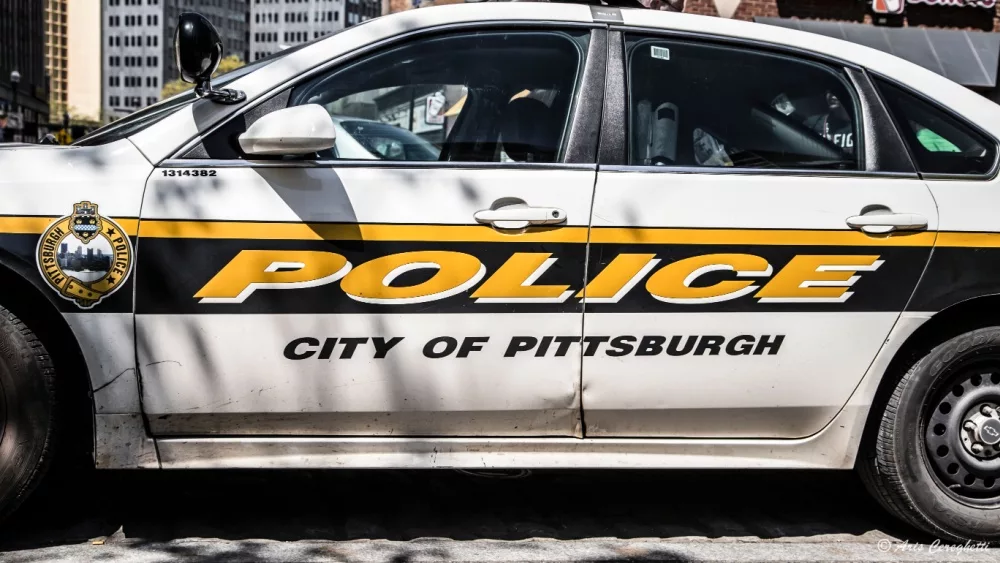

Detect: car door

[135,26,605,437]
[580,31,938,438]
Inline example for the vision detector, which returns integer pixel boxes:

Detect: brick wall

[684,0,1000,32]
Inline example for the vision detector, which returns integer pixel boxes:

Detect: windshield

[339,120,441,161]
[73,39,321,147]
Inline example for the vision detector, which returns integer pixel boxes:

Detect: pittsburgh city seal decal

[36,202,134,309]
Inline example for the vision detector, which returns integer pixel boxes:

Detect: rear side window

[626,36,860,170]
[874,78,996,176]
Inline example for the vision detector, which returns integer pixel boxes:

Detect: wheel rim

[0,375,5,446]
[924,356,1000,506]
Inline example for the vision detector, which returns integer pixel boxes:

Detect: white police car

[2,1,1000,543]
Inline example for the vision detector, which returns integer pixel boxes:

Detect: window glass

[874,78,996,176]
[289,30,590,163]
[626,36,860,170]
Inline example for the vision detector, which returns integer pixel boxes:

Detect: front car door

[134,24,605,438]
[581,29,938,438]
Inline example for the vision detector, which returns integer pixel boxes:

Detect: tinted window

[289,30,590,163]
[626,36,860,170]
[875,78,996,176]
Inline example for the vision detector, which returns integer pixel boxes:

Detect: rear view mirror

[174,13,245,104]
[238,105,337,156]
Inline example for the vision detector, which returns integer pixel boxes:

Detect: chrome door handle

[846,212,928,234]
[474,205,567,230]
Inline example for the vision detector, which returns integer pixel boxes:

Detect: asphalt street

[1,467,997,562]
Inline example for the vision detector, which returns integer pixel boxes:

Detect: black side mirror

[174,13,245,104]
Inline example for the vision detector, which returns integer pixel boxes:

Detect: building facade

[162,0,249,84]
[685,1,1000,99]
[1,0,50,142]
[102,0,249,121]
[249,0,380,63]
[346,0,381,27]
[250,0,346,62]
[685,0,1000,32]
[46,0,69,120]
[67,0,103,123]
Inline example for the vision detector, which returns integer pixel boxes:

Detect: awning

[755,17,1000,89]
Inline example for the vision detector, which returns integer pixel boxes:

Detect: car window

[874,78,996,176]
[626,36,860,170]
[288,30,590,163]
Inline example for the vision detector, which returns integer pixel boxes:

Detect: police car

[1,1,1000,543]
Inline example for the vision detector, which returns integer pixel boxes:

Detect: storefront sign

[425,91,446,125]
[911,0,997,7]
[873,0,905,13]
[874,0,996,12]
[6,113,22,131]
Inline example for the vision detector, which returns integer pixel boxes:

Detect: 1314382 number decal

[161,169,217,177]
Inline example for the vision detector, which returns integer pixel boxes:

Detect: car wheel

[860,326,1000,543]
[0,305,56,520]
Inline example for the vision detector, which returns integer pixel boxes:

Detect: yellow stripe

[935,232,1000,248]
[0,216,950,246]
[0,216,139,236]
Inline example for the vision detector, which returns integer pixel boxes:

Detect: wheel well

[860,296,1000,458]
[0,260,94,465]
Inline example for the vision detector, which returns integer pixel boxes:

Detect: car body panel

[0,4,997,468]
[0,141,150,420]
[137,165,595,436]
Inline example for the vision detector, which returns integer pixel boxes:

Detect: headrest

[500,97,560,163]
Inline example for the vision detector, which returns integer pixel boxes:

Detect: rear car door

[581,31,938,438]
[135,26,605,437]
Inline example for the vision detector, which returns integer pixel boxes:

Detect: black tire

[860,327,1000,543]
[0,305,56,520]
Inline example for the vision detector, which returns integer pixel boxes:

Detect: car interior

[628,39,860,170]
[291,30,588,163]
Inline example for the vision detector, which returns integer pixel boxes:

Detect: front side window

[288,30,590,163]
[626,36,860,170]
[874,78,996,176]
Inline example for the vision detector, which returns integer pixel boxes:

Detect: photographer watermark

[877,539,991,554]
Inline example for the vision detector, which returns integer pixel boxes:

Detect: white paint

[152,314,932,470]
[63,313,140,414]
[138,313,583,436]
[591,173,939,231]
[238,104,337,156]
[141,167,596,225]
[582,312,899,438]
[0,140,150,217]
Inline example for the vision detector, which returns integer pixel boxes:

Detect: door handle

[474,205,567,230]
[845,212,928,234]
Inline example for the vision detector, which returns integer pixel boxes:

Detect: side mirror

[174,13,245,104]
[238,105,337,156]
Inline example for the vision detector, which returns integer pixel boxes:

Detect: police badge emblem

[36,202,134,309]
